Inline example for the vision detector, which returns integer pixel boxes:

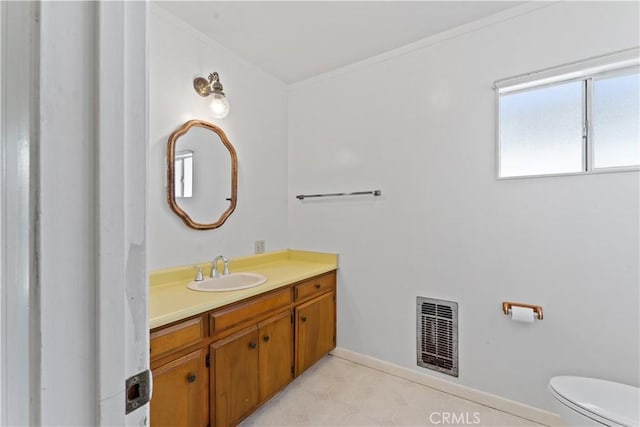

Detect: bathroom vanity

[149,250,337,427]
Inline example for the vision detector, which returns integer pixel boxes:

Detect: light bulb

[210,93,230,118]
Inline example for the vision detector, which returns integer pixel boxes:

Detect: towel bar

[295,190,382,200]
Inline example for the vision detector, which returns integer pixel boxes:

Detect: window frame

[495,52,640,180]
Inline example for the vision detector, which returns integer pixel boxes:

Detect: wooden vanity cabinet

[150,347,208,427]
[150,270,335,427]
[211,326,260,426]
[295,291,336,376]
[293,271,336,376]
[211,310,294,426]
[257,310,294,401]
[150,316,208,427]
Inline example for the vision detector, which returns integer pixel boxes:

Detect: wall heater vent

[416,297,458,377]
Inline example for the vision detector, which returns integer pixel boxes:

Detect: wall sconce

[193,72,230,118]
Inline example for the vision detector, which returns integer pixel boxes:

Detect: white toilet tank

[549,376,639,426]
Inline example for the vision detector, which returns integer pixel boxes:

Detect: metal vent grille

[416,297,458,377]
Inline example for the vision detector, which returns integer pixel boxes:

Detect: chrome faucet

[211,255,230,278]
[193,265,204,281]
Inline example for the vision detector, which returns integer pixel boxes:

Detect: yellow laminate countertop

[149,249,338,329]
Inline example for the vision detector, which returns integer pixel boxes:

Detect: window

[592,71,640,169]
[174,150,193,198]
[496,50,639,178]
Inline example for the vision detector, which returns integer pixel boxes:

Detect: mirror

[167,120,237,230]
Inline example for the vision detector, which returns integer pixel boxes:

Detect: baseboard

[330,347,563,427]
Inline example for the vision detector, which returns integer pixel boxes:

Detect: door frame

[1,2,150,424]
[0,2,40,425]
[95,2,149,424]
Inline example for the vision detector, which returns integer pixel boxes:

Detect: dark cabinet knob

[301,316,307,322]
[249,342,257,349]
[315,284,321,289]
[187,374,196,383]
[263,335,270,342]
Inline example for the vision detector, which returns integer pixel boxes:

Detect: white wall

[149,6,289,270]
[288,1,640,412]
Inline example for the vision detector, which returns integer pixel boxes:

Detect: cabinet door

[295,291,336,376]
[212,326,260,427]
[150,348,208,427]
[258,310,294,401]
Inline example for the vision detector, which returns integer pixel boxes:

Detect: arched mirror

[167,120,237,230]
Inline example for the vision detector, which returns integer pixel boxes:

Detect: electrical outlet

[254,240,265,254]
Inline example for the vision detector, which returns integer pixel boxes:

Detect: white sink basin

[187,273,267,292]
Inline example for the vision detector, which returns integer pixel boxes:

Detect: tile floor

[241,355,544,427]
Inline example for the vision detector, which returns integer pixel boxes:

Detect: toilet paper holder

[502,301,543,320]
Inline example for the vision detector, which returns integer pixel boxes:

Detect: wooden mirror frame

[167,120,238,230]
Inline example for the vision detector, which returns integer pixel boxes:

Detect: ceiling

[156,1,524,84]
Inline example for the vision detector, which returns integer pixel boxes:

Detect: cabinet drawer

[211,288,291,335]
[150,316,205,361]
[294,272,335,302]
